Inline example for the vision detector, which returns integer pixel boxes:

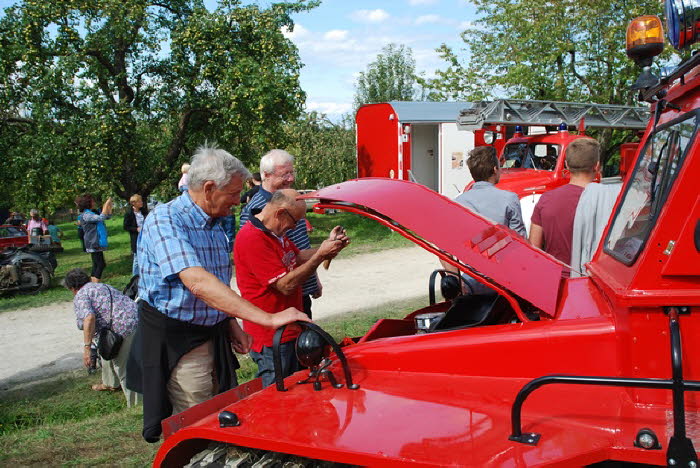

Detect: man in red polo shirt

[234,189,349,387]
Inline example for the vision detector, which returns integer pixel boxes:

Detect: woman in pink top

[26,209,47,240]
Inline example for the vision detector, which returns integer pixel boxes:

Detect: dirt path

[0,246,438,389]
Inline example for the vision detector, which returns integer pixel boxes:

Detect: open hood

[302,178,564,316]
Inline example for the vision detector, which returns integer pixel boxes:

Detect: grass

[306,211,411,256]
[0,296,425,466]
[0,210,411,314]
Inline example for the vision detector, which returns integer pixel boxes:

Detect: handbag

[97,285,123,360]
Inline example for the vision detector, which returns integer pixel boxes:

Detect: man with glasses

[239,149,322,318]
[234,189,349,387]
[135,146,309,442]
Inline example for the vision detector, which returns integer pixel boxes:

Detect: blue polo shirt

[137,192,231,326]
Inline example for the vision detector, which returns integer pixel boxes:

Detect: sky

[0,0,478,120]
[280,0,478,119]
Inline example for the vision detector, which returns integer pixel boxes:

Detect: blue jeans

[250,340,299,388]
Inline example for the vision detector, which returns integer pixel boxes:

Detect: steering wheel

[429,269,475,305]
[271,321,359,392]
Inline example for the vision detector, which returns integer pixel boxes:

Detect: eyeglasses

[274,170,296,180]
[283,209,300,225]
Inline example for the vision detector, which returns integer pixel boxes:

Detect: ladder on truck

[457,99,650,131]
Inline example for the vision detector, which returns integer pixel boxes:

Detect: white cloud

[458,20,473,30]
[351,9,390,23]
[324,29,349,41]
[282,24,310,40]
[306,100,353,116]
[409,0,438,5]
[415,14,442,25]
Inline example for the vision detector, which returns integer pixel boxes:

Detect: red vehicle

[459,100,649,230]
[155,5,700,467]
[356,101,508,198]
[0,225,29,251]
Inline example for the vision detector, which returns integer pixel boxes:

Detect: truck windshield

[502,143,558,171]
[605,114,697,265]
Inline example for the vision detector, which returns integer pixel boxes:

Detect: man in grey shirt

[454,146,526,237]
[444,146,526,295]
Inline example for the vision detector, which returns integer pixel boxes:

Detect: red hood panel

[170,372,642,466]
[304,178,563,315]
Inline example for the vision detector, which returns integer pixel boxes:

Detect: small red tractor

[155,3,700,466]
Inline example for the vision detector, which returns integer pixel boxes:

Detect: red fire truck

[458,99,649,231]
[154,3,700,466]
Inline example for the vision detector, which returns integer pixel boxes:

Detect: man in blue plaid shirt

[239,149,321,318]
[135,145,309,442]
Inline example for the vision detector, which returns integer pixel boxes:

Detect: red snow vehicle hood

[302,178,564,317]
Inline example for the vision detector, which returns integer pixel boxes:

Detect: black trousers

[303,294,312,319]
[90,251,105,279]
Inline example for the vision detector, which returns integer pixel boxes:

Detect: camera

[87,342,98,374]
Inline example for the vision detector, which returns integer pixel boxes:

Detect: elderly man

[136,145,308,442]
[239,149,321,318]
[234,189,349,387]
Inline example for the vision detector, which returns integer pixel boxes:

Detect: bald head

[269,189,304,214]
[259,189,306,235]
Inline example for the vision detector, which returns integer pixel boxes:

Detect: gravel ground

[0,246,438,390]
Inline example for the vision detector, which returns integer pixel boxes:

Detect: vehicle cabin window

[7,227,24,237]
[502,143,558,171]
[605,115,696,265]
[0,228,8,238]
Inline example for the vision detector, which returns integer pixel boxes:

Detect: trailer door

[440,122,474,198]
[409,124,439,192]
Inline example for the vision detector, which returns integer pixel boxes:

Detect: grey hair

[187,145,251,189]
[30,209,39,216]
[259,149,294,180]
[62,268,91,291]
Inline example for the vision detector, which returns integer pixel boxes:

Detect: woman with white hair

[25,208,47,240]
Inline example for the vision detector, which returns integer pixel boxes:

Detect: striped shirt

[137,192,231,326]
[239,188,318,296]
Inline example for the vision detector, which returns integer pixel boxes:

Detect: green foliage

[418,0,681,161]
[354,43,417,108]
[0,0,317,212]
[284,112,357,188]
[421,0,671,104]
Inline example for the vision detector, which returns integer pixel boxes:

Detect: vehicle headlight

[484,131,495,145]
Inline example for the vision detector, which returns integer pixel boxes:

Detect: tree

[421,0,669,104]
[0,0,317,212]
[418,0,672,162]
[284,112,356,189]
[354,43,417,108]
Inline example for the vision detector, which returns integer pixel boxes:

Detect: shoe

[91,383,121,391]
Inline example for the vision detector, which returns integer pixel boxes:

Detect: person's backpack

[123,275,140,300]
